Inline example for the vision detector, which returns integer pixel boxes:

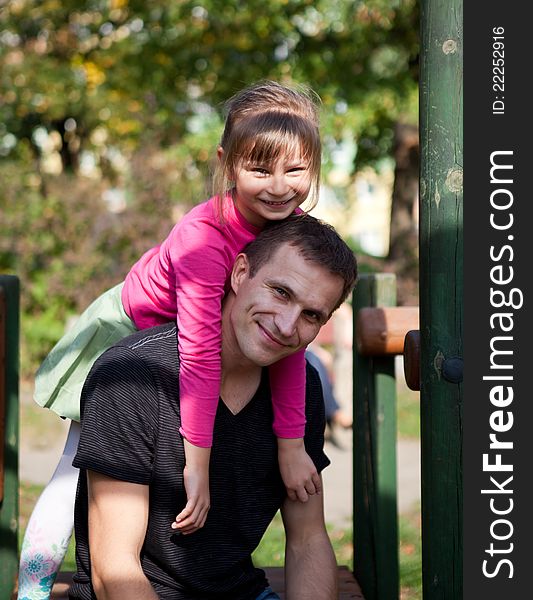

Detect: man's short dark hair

[243,214,358,311]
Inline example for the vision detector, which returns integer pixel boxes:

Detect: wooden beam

[0,276,20,600]
[419,0,463,596]
[352,274,399,600]
[355,306,419,356]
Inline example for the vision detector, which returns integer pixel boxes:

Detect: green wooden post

[0,275,20,599]
[419,0,463,597]
[352,273,399,600]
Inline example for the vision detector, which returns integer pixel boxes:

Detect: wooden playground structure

[1,0,462,597]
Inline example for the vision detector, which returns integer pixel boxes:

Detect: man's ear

[231,253,250,293]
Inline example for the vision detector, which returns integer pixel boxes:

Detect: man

[68,215,358,600]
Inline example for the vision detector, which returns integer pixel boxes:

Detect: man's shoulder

[89,323,179,394]
[80,323,179,435]
[114,322,177,353]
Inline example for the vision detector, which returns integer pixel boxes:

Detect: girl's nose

[269,175,290,197]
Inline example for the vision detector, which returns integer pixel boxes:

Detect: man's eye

[274,287,289,298]
[304,311,320,322]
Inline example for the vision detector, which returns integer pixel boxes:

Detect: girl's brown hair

[213,81,322,221]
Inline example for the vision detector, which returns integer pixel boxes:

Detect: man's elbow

[91,563,122,598]
[91,555,145,599]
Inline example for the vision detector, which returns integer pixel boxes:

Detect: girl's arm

[168,211,254,529]
[172,218,236,447]
[269,349,321,502]
[269,349,307,439]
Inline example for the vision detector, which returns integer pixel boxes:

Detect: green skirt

[34,282,137,421]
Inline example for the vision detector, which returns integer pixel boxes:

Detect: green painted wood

[352,274,399,600]
[0,276,20,600]
[419,0,463,598]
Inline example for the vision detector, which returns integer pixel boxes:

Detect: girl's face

[232,151,312,228]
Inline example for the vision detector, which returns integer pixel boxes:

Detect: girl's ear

[218,146,235,182]
[231,253,250,293]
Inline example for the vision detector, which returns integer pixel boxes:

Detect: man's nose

[275,308,299,339]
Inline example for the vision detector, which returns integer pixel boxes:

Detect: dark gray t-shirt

[69,323,329,600]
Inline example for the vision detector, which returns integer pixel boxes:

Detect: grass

[253,509,421,599]
[251,512,353,569]
[397,382,420,440]
[399,506,422,599]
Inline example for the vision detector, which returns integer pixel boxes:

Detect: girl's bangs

[231,112,320,168]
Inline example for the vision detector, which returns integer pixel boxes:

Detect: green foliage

[1,0,419,375]
[1,0,418,165]
[0,143,196,374]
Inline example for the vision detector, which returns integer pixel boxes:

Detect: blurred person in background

[305,346,352,447]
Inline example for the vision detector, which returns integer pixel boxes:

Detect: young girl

[18,80,323,599]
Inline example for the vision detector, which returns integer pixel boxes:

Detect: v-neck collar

[219,369,269,416]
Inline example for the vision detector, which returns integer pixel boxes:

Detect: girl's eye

[252,167,269,175]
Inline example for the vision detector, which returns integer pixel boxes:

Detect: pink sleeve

[268,347,307,439]
[172,220,234,447]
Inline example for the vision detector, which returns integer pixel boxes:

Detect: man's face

[227,243,344,367]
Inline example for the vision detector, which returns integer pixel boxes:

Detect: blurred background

[1,1,422,596]
[1,0,420,378]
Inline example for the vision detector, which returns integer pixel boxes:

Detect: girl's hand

[172,464,210,534]
[172,440,211,534]
[278,438,321,503]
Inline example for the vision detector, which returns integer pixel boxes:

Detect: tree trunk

[386,122,420,304]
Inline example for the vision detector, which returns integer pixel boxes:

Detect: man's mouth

[258,324,287,347]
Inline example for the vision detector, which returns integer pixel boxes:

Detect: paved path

[321,428,420,526]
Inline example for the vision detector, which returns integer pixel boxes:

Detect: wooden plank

[419,0,463,597]
[0,288,5,503]
[355,306,419,356]
[0,276,20,600]
[352,275,399,600]
[403,330,421,391]
[14,567,365,599]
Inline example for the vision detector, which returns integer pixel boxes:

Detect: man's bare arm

[281,477,338,600]
[87,470,158,600]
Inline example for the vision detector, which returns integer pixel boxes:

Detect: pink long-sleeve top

[122,195,306,447]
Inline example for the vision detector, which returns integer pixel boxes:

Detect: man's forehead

[258,244,343,311]
[263,242,304,265]
[263,243,323,276]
